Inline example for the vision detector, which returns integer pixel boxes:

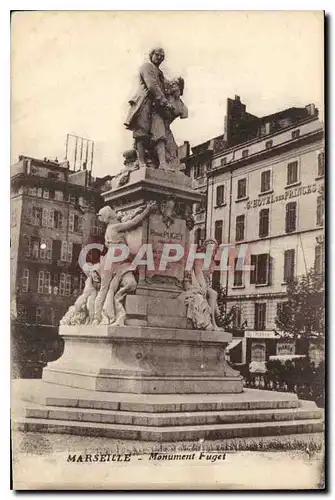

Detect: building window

[92,217,103,236]
[242,149,249,158]
[28,186,37,196]
[235,215,245,242]
[55,190,64,201]
[220,158,227,166]
[265,140,273,149]
[66,275,72,296]
[54,210,64,230]
[315,244,324,274]
[60,241,73,262]
[254,303,266,330]
[79,273,86,292]
[283,249,295,282]
[45,308,56,325]
[69,195,78,205]
[233,258,243,287]
[316,195,324,226]
[32,207,42,226]
[69,214,83,233]
[194,227,202,245]
[58,273,72,296]
[35,307,45,324]
[21,269,29,292]
[237,178,247,199]
[292,129,300,139]
[212,270,221,292]
[317,152,325,177]
[259,208,269,238]
[233,307,242,329]
[260,170,271,193]
[72,276,79,295]
[31,238,40,259]
[214,220,223,244]
[216,185,225,206]
[251,342,266,361]
[11,207,17,226]
[250,254,270,285]
[43,189,50,199]
[285,201,297,233]
[194,163,205,179]
[17,305,28,323]
[287,161,298,185]
[37,270,51,294]
[39,239,52,260]
[23,235,31,256]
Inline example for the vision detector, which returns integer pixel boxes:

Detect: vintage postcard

[11,10,325,490]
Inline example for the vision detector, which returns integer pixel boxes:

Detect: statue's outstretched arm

[113,201,156,232]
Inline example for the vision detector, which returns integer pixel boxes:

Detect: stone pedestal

[42,325,243,394]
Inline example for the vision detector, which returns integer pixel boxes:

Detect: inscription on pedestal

[146,213,186,288]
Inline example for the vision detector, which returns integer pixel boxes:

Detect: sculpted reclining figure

[184,239,223,331]
[60,201,157,327]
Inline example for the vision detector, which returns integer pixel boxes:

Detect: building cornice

[208,128,324,178]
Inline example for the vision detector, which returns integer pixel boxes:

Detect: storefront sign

[276,342,295,356]
[245,331,277,339]
[246,183,320,210]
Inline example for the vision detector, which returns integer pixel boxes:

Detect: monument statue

[184,239,224,331]
[124,47,188,171]
[60,201,157,327]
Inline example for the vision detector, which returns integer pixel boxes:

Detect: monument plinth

[42,166,243,395]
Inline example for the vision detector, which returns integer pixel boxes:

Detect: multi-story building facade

[183,97,324,367]
[11,155,108,375]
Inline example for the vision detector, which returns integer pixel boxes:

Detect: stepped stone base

[13,380,323,442]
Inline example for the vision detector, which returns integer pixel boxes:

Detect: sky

[11,11,324,178]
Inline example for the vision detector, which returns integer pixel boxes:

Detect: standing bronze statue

[124,47,188,171]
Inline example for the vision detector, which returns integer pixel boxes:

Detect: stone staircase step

[14,380,301,413]
[20,401,322,427]
[15,416,324,442]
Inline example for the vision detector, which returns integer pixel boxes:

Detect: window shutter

[59,273,66,296]
[65,275,72,296]
[78,216,84,233]
[42,208,48,227]
[48,208,54,228]
[46,239,52,259]
[25,205,33,223]
[67,242,73,262]
[316,196,324,226]
[37,271,44,293]
[72,243,82,268]
[250,255,257,284]
[44,271,51,294]
[285,202,297,233]
[59,211,64,229]
[69,213,75,232]
[61,241,67,261]
[52,240,61,262]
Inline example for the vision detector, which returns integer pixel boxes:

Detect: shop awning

[269,355,306,361]
[225,339,242,352]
